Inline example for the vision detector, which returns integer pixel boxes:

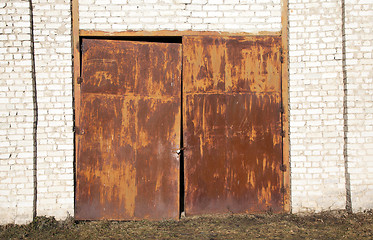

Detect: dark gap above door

[82,36,182,44]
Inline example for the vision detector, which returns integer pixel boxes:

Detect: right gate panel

[183,36,283,215]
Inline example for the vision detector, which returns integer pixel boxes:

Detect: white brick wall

[79,0,282,32]
[32,0,74,220]
[288,0,347,212]
[0,1,34,224]
[345,0,373,212]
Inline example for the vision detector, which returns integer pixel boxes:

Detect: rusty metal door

[76,39,182,220]
[183,36,283,215]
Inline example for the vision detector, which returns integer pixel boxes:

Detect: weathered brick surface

[345,0,373,212]
[32,0,74,220]
[0,0,34,224]
[79,0,282,32]
[288,0,373,213]
[288,0,347,212]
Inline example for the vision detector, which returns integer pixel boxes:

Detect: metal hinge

[280,130,285,137]
[280,186,287,194]
[77,77,83,84]
[280,48,284,63]
[280,164,287,172]
[280,105,284,113]
[74,126,85,135]
[81,41,88,54]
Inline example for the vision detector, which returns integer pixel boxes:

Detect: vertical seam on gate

[29,0,38,220]
[180,39,185,217]
[72,0,80,218]
[341,0,352,213]
[281,0,291,213]
[280,42,285,211]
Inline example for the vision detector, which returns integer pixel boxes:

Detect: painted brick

[345,1,373,212]
[31,0,74,220]
[0,0,34,225]
[289,0,346,212]
[79,0,282,32]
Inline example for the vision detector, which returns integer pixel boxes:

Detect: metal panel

[76,39,181,220]
[183,36,283,215]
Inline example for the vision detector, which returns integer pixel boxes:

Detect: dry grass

[1,211,373,239]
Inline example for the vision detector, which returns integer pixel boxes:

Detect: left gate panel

[75,39,182,220]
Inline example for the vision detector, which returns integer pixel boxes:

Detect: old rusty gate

[75,39,182,220]
[75,35,283,220]
[183,36,283,215]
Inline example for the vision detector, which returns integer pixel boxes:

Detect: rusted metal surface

[76,39,181,220]
[183,36,283,215]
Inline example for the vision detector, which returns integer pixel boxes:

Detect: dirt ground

[1,211,373,240]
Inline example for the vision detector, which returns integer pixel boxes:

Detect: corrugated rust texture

[76,39,181,220]
[183,36,283,215]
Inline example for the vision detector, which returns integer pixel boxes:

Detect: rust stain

[76,39,181,220]
[183,36,283,215]
[123,163,137,217]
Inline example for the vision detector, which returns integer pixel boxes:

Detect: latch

[280,105,284,113]
[176,147,185,155]
[280,164,287,172]
[74,126,85,135]
[77,77,83,84]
